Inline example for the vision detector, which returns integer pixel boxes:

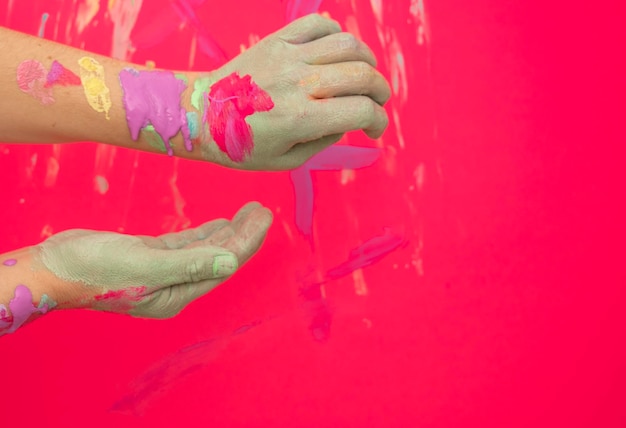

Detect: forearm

[0,27,213,162]
[0,247,67,336]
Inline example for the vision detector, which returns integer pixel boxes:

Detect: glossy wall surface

[1,1,625,427]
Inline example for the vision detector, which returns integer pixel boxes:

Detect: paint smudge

[38,13,49,38]
[324,229,405,280]
[45,60,81,88]
[284,0,323,22]
[16,60,55,105]
[290,146,381,242]
[78,57,112,119]
[94,175,109,194]
[186,111,200,139]
[119,69,192,156]
[299,281,333,342]
[3,259,17,266]
[0,285,53,335]
[93,286,147,313]
[110,320,263,415]
[205,72,274,162]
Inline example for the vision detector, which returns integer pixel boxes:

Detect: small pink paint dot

[2,259,17,267]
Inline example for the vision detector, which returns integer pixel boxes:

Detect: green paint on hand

[141,125,168,153]
[212,254,238,277]
[191,76,211,111]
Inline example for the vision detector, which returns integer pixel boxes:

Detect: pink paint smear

[16,60,54,105]
[205,72,274,162]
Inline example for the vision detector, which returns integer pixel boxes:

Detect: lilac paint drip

[0,285,50,335]
[290,146,382,242]
[119,69,192,156]
[3,259,17,266]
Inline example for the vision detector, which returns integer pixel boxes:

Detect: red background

[1,0,625,427]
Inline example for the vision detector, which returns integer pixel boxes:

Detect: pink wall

[1,0,625,427]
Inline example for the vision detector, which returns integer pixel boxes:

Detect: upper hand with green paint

[35,202,272,318]
[193,14,391,170]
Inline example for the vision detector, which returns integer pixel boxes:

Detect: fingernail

[213,254,238,277]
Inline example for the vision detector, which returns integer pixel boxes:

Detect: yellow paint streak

[78,57,112,120]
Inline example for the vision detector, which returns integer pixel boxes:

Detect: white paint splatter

[76,0,100,35]
[410,0,430,46]
[370,0,384,25]
[353,268,368,296]
[109,0,144,60]
[94,175,109,194]
[415,163,425,191]
[44,156,60,188]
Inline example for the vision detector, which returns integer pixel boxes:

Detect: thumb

[140,245,239,287]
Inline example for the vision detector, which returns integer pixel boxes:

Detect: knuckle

[336,32,359,51]
[186,259,204,283]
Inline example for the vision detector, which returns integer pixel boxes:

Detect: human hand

[35,202,272,318]
[194,14,391,170]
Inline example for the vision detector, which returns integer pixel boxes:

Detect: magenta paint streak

[325,229,405,279]
[0,285,50,335]
[284,0,323,23]
[289,146,381,242]
[119,69,192,155]
[299,229,404,342]
[205,73,274,162]
[45,60,81,87]
[3,259,17,266]
[131,0,227,66]
[110,320,263,415]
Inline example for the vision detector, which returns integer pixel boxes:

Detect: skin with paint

[0,202,272,335]
[0,14,390,170]
[0,14,390,333]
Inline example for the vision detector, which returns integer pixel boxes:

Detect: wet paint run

[119,69,192,156]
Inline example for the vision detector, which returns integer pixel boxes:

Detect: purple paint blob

[290,146,382,242]
[119,69,192,156]
[1,285,50,335]
[3,258,17,266]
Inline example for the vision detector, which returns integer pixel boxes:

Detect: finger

[275,14,342,44]
[280,134,344,169]
[185,225,235,248]
[159,219,230,249]
[294,96,389,141]
[303,32,377,67]
[141,245,239,287]
[184,202,263,248]
[223,205,273,264]
[302,62,391,105]
[232,202,263,226]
